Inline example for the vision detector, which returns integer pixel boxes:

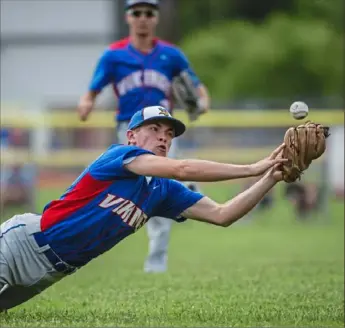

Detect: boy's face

[127,121,175,157]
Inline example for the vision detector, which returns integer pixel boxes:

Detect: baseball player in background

[77,0,210,273]
[0,105,288,311]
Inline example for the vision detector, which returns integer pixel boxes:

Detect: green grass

[1,183,344,327]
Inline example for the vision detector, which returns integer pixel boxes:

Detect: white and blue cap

[128,106,186,137]
[125,0,159,9]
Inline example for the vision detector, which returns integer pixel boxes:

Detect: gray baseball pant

[117,121,177,273]
[0,213,76,311]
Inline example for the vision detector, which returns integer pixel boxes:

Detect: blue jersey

[88,37,201,121]
[40,145,203,267]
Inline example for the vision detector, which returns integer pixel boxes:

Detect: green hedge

[180,15,343,101]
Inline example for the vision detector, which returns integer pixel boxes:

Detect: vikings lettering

[116,70,171,96]
[99,194,148,230]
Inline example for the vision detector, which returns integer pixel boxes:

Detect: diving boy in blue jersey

[0,106,287,311]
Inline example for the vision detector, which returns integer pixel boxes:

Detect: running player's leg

[144,216,172,273]
[144,137,202,273]
[144,139,180,273]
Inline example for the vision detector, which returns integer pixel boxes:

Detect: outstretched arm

[181,167,281,227]
[124,144,286,182]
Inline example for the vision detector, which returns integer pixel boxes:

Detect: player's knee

[149,228,170,239]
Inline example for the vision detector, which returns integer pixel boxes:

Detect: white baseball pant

[0,213,76,311]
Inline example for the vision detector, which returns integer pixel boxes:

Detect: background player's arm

[175,49,210,113]
[78,50,112,121]
[181,171,278,227]
[78,91,100,121]
[196,84,210,113]
[124,144,286,182]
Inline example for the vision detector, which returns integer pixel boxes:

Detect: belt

[33,232,76,275]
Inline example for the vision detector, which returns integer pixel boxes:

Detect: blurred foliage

[179,15,343,101]
[294,0,344,32]
[175,0,294,39]
[175,0,344,102]
[175,0,343,37]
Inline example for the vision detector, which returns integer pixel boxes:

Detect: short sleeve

[88,49,113,92]
[89,145,154,180]
[155,179,204,222]
[173,48,201,87]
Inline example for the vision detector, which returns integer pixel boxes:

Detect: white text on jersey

[116,70,171,96]
[99,194,148,230]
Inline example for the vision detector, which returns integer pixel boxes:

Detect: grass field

[1,183,344,327]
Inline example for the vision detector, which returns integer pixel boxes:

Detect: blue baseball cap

[125,0,159,9]
[128,106,186,137]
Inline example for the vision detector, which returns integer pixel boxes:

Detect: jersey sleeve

[155,179,204,222]
[88,49,113,92]
[173,48,201,87]
[89,145,154,180]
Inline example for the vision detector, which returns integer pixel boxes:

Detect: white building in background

[0,0,119,107]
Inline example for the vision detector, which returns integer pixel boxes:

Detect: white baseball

[289,101,309,120]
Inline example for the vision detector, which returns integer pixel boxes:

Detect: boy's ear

[126,129,136,145]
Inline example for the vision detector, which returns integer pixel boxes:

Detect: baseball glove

[282,121,330,183]
[172,70,203,122]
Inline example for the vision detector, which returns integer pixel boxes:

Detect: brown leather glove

[282,121,330,183]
